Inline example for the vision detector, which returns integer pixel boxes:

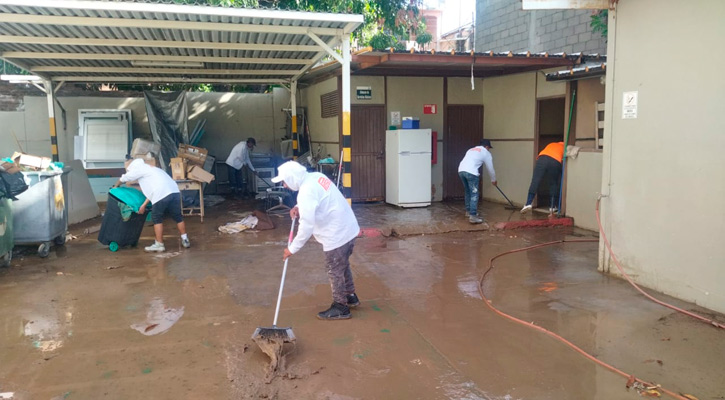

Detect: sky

[424,0,475,34]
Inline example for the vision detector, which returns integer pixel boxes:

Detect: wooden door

[444,105,484,199]
[350,105,386,202]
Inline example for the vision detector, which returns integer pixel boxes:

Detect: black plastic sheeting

[144,91,189,172]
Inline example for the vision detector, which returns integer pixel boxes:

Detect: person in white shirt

[225,137,257,196]
[457,139,498,224]
[272,161,361,320]
[114,158,190,252]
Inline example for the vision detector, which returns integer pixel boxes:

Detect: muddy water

[0,201,724,399]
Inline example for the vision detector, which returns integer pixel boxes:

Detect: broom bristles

[252,326,296,342]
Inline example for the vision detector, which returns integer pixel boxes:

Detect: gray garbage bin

[12,168,70,258]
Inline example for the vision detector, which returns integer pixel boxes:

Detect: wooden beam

[32,66,300,76]
[0,35,321,52]
[1,51,315,65]
[49,76,287,84]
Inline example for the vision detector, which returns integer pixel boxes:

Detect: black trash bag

[0,171,28,200]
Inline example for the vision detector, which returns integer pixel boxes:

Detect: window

[320,90,339,119]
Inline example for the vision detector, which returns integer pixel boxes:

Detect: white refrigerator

[385,128,432,207]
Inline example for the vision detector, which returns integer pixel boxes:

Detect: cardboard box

[178,144,208,167]
[169,157,187,180]
[130,138,160,158]
[186,165,214,184]
[11,152,51,170]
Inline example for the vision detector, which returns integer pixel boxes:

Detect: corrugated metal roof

[545,60,607,81]
[0,0,363,84]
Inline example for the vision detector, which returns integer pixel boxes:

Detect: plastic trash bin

[0,198,13,267]
[12,169,70,258]
[97,188,148,251]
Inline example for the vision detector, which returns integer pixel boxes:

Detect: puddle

[131,298,184,336]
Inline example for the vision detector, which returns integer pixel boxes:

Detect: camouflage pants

[324,238,356,305]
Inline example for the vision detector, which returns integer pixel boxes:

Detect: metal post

[291,80,298,160]
[341,34,352,203]
[44,79,59,162]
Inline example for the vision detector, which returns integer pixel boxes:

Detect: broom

[252,217,297,343]
[495,186,519,210]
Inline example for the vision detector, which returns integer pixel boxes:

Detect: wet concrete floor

[1,198,723,399]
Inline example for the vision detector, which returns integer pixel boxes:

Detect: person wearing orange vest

[521,142,564,214]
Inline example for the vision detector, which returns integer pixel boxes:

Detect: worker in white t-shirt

[271,161,361,320]
[225,137,257,196]
[114,158,190,252]
[457,139,498,224]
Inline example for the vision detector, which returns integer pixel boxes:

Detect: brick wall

[475,0,606,54]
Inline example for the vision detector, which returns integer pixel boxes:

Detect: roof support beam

[0,35,321,53]
[293,36,341,81]
[306,32,343,64]
[49,76,288,84]
[0,13,342,36]
[31,66,301,76]
[1,52,315,65]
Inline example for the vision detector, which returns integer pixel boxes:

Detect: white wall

[301,77,340,159]
[565,151,602,231]
[601,0,725,313]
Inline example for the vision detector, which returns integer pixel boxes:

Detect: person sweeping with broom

[272,160,361,320]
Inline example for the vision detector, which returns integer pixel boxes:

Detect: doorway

[535,97,565,208]
[350,105,386,202]
[444,105,484,199]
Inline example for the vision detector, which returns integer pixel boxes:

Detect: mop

[251,218,297,371]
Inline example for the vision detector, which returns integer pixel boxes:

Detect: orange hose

[478,239,689,400]
[595,198,725,330]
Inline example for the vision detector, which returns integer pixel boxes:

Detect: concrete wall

[574,77,606,147]
[301,77,340,159]
[600,0,725,313]
[387,77,444,201]
[475,0,607,54]
[480,72,536,205]
[565,151,602,231]
[0,90,289,166]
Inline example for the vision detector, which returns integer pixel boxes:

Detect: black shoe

[317,302,351,320]
[346,293,360,308]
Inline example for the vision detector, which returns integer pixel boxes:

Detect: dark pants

[227,165,250,193]
[324,238,356,305]
[151,193,183,224]
[459,171,480,216]
[526,155,562,207]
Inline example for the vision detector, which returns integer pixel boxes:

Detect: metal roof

[545,58,607,81]
[0,0,363,84]
[302,50,605,81]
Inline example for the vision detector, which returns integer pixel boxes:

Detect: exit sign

[423,104,437,114]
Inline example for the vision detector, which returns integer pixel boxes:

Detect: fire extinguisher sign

[423,104,437,114]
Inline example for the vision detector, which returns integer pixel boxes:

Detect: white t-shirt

[120,159,179,204]
[289,172,360,254]
[457,146,497,182]
[225,142,255,171]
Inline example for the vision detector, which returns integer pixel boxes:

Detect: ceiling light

[130,61,204,68]
[1,74,42,82]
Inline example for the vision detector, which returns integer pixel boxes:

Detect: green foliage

[416,31,432,48]
[0,60,30,75]
[590,10,608,39]
[368,32,396,50]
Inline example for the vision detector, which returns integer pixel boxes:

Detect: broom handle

[273,217,296,326]
[495,185,516,207]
